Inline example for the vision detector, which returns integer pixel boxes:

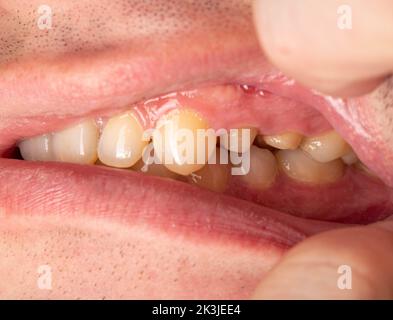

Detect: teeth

[153,109,216,176]
[300,130,351,163]
[52,120,98,164]
[221,127,257,153]
[98,113,148,168]
[132,159,181,180]
[19,134,53,161]
[239,146,277,190]
[263,132,303,150]
[276,149,344,184]
[341,150,358,165]
[186,147,230,192]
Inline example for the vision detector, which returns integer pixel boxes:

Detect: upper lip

[0,21,392,227]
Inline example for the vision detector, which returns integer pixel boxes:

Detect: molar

[276,149,345,184]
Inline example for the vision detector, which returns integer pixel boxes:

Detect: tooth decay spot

[98,112,148,168]
[276,149,345,185]
[152,108,216,176]
[300,130,351,163]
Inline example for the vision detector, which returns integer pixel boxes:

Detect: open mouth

[1,0,393,300]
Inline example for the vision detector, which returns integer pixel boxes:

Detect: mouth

[1,4,393,299]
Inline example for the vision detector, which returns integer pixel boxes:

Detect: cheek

[0,215,282,299]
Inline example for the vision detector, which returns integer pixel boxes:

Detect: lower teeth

[18,107,373,193]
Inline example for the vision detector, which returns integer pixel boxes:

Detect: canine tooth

[98,113,148,168]
[276,149,344,184]
[300,130,351,163]
[52,120,98,164]
[221,127,257,153]
[19,134,53,161]
[263,132,303,150]
[187,147,230,192]
[239,146,277,190]
[153,109,216,176]
[341,150,358,165]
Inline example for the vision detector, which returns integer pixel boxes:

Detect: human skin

[253,0,393,299]
[0,0,393,299]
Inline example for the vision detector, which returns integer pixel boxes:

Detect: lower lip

[0,158,341,298]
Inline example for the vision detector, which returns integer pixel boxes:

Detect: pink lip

[0,19,392,298]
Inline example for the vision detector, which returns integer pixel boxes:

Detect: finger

[253,221,393,299]
[252,0,393,96]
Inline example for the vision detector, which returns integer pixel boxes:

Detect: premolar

[300,130,351,163]
[276,149,345,184]
[98,112,148,168]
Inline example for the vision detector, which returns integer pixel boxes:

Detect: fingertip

[252,225,393,299]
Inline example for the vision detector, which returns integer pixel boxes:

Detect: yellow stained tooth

[239,146,277,190]
[187,147,231,192]
[300,130,351,163]
[276,149,344,185]
[132,159,181,180]
[19,134,54,161]
[341,150,358,165]
[263,132,303,150]
[98,112,148,168]
[221,127,257,153]
[52,119,98,164]
[153,109,216,176]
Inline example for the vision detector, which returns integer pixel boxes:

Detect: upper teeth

[97,112,148,168]
[300,130,351,163]
[263,132,303,150]
[18,106,371,192]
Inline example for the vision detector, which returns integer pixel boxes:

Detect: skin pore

[1,0,393,299]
